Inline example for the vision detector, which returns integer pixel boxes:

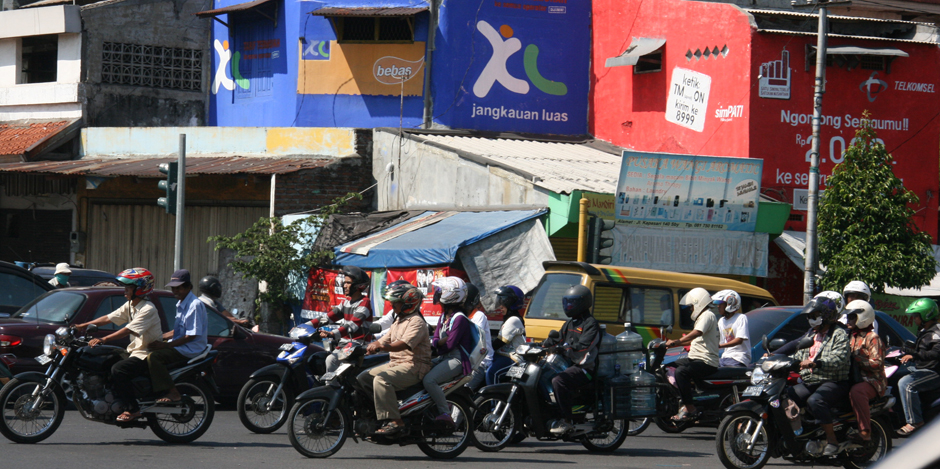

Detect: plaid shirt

[851,329,886,396]
[794,325,850,384]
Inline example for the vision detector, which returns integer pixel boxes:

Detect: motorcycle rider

[897,298,940,436]
[48,263,71,288]
[197,275,249,326]
[665,287,719,421]
[75,267,163,423]
[845,300,885,443]
[465,283,494,392]
[314,266,373,373]
[840,282,878,334]
[715,289,750,367]
[425,277,474,427]
[373,279,413,339]
[776,297,851,456]
[359,282,431,435]
[486,285,527,386]
[542,284,600,435]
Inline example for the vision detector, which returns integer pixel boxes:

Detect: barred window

[336,17,414,43]
[101,43,203,91]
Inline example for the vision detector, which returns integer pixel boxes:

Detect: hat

[54,263,72,275]
[166,269,191,287]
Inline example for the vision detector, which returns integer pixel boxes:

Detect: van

[524,262,777,343]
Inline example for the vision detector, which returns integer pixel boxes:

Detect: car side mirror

[548,330,561,341]
[768,337,787,352]
[232,325,247,340]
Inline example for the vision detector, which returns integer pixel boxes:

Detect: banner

[384,267,470,325]
[300,268,351,321]
[614,151,763,231]
[610,226,768,277]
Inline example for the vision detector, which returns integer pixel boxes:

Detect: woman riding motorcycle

[425,277,473,427]
[486,285,527,386]
[845,300,885,443]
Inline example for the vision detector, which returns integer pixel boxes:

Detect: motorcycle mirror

[797,336,814,350]
[768,337,788,352]
[548,330,561,340]
[86,324,98,334]
[905,340,916,349]
[369,323,382,334]
[761,334,769,352]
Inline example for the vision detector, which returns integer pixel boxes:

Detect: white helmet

[845,300,876,329]
[815,291,846,313]
[431,276,467,305]
[843,281,871,301]
[711,289,741,313]
[681,287,713,321]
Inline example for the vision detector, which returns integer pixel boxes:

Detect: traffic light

[587,215,616,264]
[157,162,178,215]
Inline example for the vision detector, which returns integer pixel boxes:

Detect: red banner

[300,268,347,320]
[383,267,469,321]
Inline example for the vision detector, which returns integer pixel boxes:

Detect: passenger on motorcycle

[486,285,527,386]
[425,277,474,427]
[147,269,209,405]
[775,296,851,456]
[314,266,373,373]
[374,279,412,339]
[465,283,494,392]
[197,275,249,326]
[541,284,600,435]
[358,282,431,436]
[665,287,719,421]
[845,300,885,443]
[714,289,750,367]
[840,282,878,334]
[897,298,940,436]
[75,267,162,423]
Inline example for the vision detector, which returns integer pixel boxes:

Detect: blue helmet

[495,285,525,312]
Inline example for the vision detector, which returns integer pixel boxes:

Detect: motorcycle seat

[701,367,752,381]
[396,383,426,401]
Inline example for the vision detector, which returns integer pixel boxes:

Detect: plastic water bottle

[609,364,631,417]
[615,323,644,375]
[630,369,657,416]
[597,324,618,378]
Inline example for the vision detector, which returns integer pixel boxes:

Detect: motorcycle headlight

[42,334,57,357]
[750,367,765,385]
[55,327,69,339]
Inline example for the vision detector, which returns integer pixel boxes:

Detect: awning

[195,0,277,26]
[310,6,427,17]
[334,209,547,268]
[0,119,82,163]
[605,37,665,68]
[818,46,909,57]
[0,156,331,177]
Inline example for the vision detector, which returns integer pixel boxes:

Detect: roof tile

[0,121,71,157]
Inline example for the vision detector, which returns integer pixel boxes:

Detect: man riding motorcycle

[897,298,940,436]
[665,287,720,421]
[487,285,527,386]
[313,265,373,373]
[541,284,600,435]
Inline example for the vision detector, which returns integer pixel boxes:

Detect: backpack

[449,312,488,369]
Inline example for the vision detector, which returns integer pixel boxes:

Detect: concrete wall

[373,129,549,210]
[0,5,81,39]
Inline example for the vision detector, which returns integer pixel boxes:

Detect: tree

[209,193,362,331]
[818,113,936,294]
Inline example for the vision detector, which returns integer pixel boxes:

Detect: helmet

[845,300,876,329]
[383,281,424,314]
[680,288,713,321]
[495,285,525,312]
[711,289,741,313]
[906,298,940,323]
[562,285,593,318]
[843,281,872,302]
[431,277,467,305]
[464,283,481,311]
[802,297,839,326]
[342,265,370,293]
[815,291,846,313]
[198,275,222,298]
[116,268,154,297]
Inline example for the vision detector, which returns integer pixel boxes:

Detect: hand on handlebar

[799,359,815,370]
[900,354,914,364]
[88,338,103,347]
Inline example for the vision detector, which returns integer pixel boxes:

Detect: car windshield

[525,273,584,320]
[13,291,87,324]
[746,307,799,345]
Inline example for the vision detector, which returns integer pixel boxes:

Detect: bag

[449,312,488,369]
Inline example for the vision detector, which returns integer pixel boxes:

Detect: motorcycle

[237,323,327,433]
[883,342,940,434]
[715,335,893,469]
[0,324,217,444]
[469,331,630,453]
[286,341,475,459]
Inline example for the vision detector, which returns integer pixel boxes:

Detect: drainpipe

[422,0,439,129]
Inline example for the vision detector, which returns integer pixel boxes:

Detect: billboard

[614,151,763,231]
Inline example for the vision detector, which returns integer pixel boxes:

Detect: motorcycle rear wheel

[627,417,651,436]
[0,378,66,444]
[470,392,520,452]
[148,381,215,444]
[287,397,349,458]
[581,418,628,452]
[417,395,472,459]
[237,377,293,434]
[715,411,771,469]
[840,417,892,469]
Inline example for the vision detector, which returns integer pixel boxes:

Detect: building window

[861,55,886,71]
[21,35,58,84]
[336,16,414,43]
[101,42,203,91]
[634,51,663,74]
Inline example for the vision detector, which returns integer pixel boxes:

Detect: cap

[54,263,72,275]
[166,269,191,287]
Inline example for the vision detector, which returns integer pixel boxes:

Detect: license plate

[35,355,52,365]
[743,385,764,397]
[320,363,351,382]
[506,365,525,379]
[279,343,293,351]
[320,372,336,381]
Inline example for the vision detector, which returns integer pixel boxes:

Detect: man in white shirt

[464,284,493,391]
[714,289,751,367]
[665,288,719,421]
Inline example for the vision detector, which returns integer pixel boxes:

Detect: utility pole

[175,134,186,271]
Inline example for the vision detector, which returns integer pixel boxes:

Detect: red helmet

[116,268,154,297]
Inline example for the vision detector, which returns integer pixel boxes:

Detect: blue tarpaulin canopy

[334,209,546,268]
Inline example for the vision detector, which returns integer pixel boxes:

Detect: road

[0,410,905,468]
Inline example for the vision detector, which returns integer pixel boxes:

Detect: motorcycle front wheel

[581,418,628,452]
[148,381,215,444]
[287,397,349,458]
[470,392,520,452]
[627,417,651,436]
[237,377,293,434]
[0,377,66,443]
[840,417,892,469]
[715,411,772,469]
[417,395,472,459]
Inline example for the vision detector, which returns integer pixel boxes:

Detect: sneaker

[822,442,845,456]
[550,420,574,435]
[434,413,455,428]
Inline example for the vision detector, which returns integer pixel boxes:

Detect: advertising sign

[665,67,711,132]
[614,151,763,231]
[383,267,469,325]
[609,226,768,276]
[300,268,350,320]
[298,42,426,96]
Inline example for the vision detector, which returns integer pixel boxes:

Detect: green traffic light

[157,162,178,215]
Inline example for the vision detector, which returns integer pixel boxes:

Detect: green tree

[209,193,361,330]
[818,114,936,294]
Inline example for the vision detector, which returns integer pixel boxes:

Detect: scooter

[884,342,940,435]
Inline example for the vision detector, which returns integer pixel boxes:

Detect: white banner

[609,226,768,277]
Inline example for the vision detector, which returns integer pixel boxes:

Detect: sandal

[375,421,405,435]
[156,395,182,405]
[116,411,141,423]
[672,408,701,422]
[897,423,922,436]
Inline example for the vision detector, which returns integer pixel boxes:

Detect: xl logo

[860,71,888,103]
[472,21,567,98]
[212,40,249,94]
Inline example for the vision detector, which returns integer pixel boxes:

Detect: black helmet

[802,297,839,326]
[562,285,593,318]
[464,283,481,311]
[198,275,222,298]
[342,265,369,293]
[495,285,525,312]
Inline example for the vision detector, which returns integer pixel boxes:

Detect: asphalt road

[0,410,906,469]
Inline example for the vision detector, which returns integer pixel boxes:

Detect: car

[0,261,53,316]
[29,264,120,287]
[745,306,916,360]
[0,286,297,404]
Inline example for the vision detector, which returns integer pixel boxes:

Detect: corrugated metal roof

[0,156,332,177]
[0,121,72,158]
[310,6,427,16]
[196,0,275,18]
[757,29,938,44]
[405,133,622,195]
[747,8,933,26]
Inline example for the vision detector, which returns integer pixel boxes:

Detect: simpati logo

[373,56,425,85]
[758,50,791,100]
[715,105,743,122]
[860,72,888,102]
